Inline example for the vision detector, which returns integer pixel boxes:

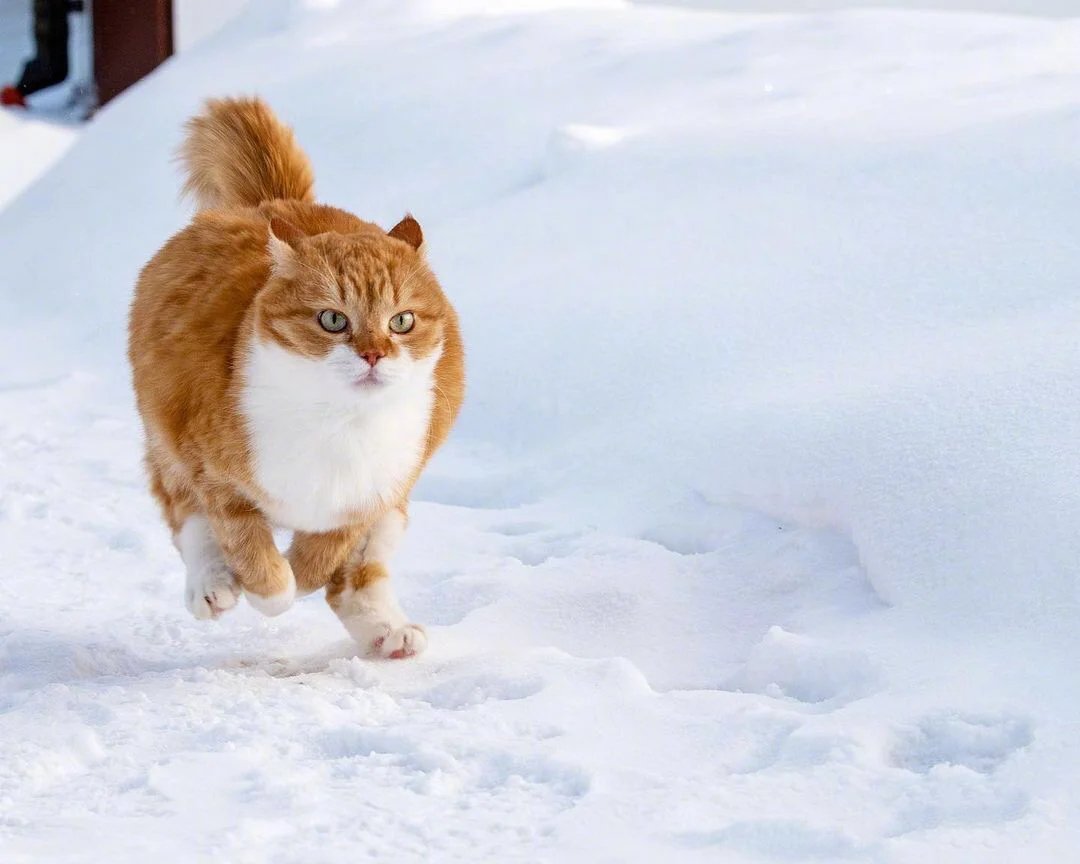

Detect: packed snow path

[2,1,1080,861]
[1,376,1066,862]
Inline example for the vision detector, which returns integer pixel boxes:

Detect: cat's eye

[318,309,349,333]
[389,311,415,334]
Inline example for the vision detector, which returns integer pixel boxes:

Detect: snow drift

[3,0,1078,619]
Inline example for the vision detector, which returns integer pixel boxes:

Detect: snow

[2,0,1080,860]
[174,0,253,52]
[642,0,1080,15]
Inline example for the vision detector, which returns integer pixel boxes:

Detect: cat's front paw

[373,622,428,660]
[244,560,297,617]
[344,616,428,660]
[329,573,426,659]
[185,563,241,620]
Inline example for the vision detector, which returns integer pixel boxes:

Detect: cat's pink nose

[360,350,384,367]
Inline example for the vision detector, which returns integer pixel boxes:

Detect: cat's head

[250,215,449,399]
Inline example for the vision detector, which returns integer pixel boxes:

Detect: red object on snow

[1,86,26,107]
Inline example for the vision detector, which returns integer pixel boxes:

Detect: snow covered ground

[2,0,1079,860]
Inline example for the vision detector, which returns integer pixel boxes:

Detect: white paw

[334,577,426,660]
[185,563,241,621]
[344,617,428,660]
[245,564,297,617]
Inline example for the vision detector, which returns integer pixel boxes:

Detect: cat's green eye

[318,309,349,333]
[389,311,415,334]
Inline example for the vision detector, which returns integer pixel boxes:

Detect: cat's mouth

[352,371,384,389]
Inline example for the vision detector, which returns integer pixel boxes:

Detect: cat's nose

[360,350,384,367]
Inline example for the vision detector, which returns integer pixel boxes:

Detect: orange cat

[128,98,464,659]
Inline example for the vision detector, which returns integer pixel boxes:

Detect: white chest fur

[240,340,436,533]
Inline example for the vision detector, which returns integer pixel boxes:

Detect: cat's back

[128,211,268,443]
[130,209,268,359]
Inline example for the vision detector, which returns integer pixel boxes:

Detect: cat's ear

[267,217,304,277]
[388,214,425,255]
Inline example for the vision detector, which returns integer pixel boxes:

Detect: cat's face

[251,217,448,398]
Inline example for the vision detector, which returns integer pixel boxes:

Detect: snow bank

[0,110,77,209]
[2,0,1078,620]
[638,0,1080,16]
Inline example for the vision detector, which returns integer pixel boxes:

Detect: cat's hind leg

[326,506,427,660]
[287,524,366,596]
[177,514,242,620]
[147,457,241,620]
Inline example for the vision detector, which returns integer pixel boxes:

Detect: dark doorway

[92,0,172,105]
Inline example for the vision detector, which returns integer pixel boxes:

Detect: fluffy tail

[178,97,315,211]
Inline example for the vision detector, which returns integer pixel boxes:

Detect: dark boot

[15,0,71,97]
